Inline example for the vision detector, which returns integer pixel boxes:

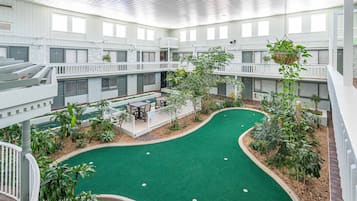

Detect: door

[217,83,227,96]
[160,51,168,61]
[137,74,144,94]
[50,48,65,63]
[9,46,29,61]
[160,72,167,88]
[118,76,127,97]
[337,49,343,75]
[52,81,65,108]
[242,77,253,100]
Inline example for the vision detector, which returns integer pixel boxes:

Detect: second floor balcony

[51,62,327,81]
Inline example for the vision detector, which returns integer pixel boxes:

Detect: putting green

[64,109,292,201]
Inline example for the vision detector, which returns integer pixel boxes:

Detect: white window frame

[219,26,228,39]
[288,16,302,34]
[311,14,326,32]
[116,24,126,38]
[241,23,252,37]
[180,31,187,42]
[189,30,196,41]
[257,21,269,36]
[207,27,215,40]
[72,17,86,34]
[52,13,68,32]
[103,22,114,37]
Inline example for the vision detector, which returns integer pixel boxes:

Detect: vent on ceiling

[0,22,11,31]
[0,4,12,8]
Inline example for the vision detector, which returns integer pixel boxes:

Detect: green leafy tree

[166,91,188,130]
[310,94,321,112]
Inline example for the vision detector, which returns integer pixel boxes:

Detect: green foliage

[116,112,132,133]
[102,54,111,62]
[0,124,21,144]
[100,130,115,143]
[250,39,322,182]
[166,91,188,129]
[96,100,109,117]
[76,139,87,148]
[31,129,60,156]
[76,191,98,201]
[40,162,96,201]
[89,118,113,143]
[310,94,321,112]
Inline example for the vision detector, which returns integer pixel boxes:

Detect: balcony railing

[327,66,357,201]
[51,62,327,80]
[0,141,40,201]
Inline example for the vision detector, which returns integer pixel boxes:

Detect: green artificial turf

[64,109,292,201]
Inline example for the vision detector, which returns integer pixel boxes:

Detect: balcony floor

[0,193,15,201]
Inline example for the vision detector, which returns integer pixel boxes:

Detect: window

[52,14,68,32]
[137,28,145,40]
[142,52,155,62]
[0,47,7,57]
[72,17,86,34]
[241,23,252,37]
[102,77,118,90]
[207,27,215,40]
[50,48,87,63]
[103,50,127,62]
[258,21,269,36]
[189,30,196,41]
[288,16,302,33]
[144,73,155,85]
[219,26,228,39]
[180,31,187,42]
[116,24,126,38]
[311,14,326,32]
[146,29,154,40]
[103,22,114,36]
[65,79,88,97]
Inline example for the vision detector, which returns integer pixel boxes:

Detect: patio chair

[127,104,138,119]
[142,103,152,122]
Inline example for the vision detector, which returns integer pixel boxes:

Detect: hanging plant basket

[271,52,299,65]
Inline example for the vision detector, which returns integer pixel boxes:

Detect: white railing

[51,62,326,80]
[25,154,40,201]
[327,66,357,201]
[0,141,22,201]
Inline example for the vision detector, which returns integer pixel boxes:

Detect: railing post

[21,120,31,201]
[343,0,353,86]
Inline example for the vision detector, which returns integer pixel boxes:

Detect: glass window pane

[299,82,318,97]
[137,28,145,40]
[52,14,68,32]
[241,23,252,37]
[319,83,328,99]
[288,17,302,33]
[77,50,87,63]
[65,80,77,96]
[117,51,127,62]
[189,30,196,41]
[219,26,228,39]
[311,14,326,32]
[207,27,215,40]
[103,22,114,36]
[116,24,126,38]
[109,51,117,63]
[77,79,88,95]
[146,29,154,40]
[72,17,86,33]
[65,50,77,63]
[318,50,329,64]
[258,21,269,36]
[0,47,7,57]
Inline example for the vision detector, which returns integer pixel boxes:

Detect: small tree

[117,112,132,134]
[166,91,187,130]
[310,94,321,112]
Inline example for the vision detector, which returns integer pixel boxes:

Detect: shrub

[31,129,60,156]
[76,139,87,148]
[100,130,115,143]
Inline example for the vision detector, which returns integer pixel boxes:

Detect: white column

[329,11,338,70]
[343,0,353,86]
[21,120,31,201]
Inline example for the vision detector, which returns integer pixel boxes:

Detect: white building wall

[127,75,137,95]
[87,78,102,102]
[101,89,118,100]
[65,94,88,105]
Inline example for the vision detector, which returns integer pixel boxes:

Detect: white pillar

[329,11,338,70]
[343,0,353,86]
[21,120,31,201]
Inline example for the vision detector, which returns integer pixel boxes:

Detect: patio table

[129,101,149,119]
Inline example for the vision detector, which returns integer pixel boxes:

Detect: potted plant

[311,94,321,112]
[267,39,310,65]
[263,55,271,63]
[102,54,111,62]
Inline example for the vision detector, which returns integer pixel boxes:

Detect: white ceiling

[28,0,344,29]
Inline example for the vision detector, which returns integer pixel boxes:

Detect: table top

[157,96,167,101]
[129,101,149,108]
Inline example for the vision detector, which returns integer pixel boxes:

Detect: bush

[76,139,87,148]
[100,130,115,143]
